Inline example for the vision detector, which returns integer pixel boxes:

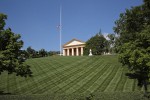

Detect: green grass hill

[0,55,149,100]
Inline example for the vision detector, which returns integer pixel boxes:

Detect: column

[63,49,65,56]
[72,48,74,56]
[76,47,79,56]
[81,47,83,56]
[67,49,70,56]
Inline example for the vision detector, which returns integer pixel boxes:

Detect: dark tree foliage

[0,13,32,77]
[84,33,107,55]
[114,0,150,96]
[114,0,150,47]
[26,46,36,58]
[19,50,29,60]
[119,26,150,94]
[0,13,7,31]
[26,47,59,58]
[48,51,60,56]
[39,49,47,57]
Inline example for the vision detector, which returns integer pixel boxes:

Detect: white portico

[63,39,85,56]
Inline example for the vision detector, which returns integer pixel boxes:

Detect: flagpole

[60,6,62,56]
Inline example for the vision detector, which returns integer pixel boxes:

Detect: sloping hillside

[0,55,149,100]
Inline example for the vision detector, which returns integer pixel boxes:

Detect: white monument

[89,49,93,56]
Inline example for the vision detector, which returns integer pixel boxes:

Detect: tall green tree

[114,0,150,96]
[114,0,150,46]
[84,33,107,55]
[119,25,150,95]
[0,13,32,77]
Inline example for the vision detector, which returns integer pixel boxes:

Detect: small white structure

[63,39,85,56]
[89,49,93,56]
[104,52,111,55]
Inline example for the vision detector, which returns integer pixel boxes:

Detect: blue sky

[0,0,143,51]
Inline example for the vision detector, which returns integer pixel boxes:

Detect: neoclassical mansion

[63,39,85,56]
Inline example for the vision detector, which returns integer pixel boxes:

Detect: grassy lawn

[0,55,149,100]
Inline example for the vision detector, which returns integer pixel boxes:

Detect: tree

[0,13,7,31]
[19,50,28,61]
[26,46,36,58]
[103,39,110,54]
[119,26,150,95]
[39,49,47,57]
[107,34,115,46]
[0,13,32,77]
[48,51,59,56]
[84,33,107,55]
[107,34,115,53]
[114,0,150,96]
[114,0,150,46]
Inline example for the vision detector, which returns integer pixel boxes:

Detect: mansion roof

[63,39,85,48]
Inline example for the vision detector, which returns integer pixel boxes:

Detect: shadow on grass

[125,73,138,79]
[125,73,150,98]
[0,91,12,95]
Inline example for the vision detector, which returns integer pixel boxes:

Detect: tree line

[21,46,59,59]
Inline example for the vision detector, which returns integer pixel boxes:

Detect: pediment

[63,39,85,47]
